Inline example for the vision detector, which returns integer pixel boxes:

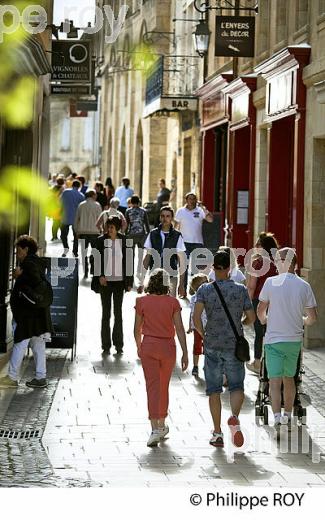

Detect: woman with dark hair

[134,268,188,447]
[246,231,280,374]
[93,215,133,354]
[104,177,115,202]
[94,182,108,210]
[0,235,52,389]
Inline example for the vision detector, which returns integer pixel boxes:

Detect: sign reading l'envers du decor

[215,16,255,57]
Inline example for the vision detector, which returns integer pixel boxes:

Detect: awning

[13,36,52,77]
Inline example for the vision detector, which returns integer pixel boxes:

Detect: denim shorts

[204,347,245,395]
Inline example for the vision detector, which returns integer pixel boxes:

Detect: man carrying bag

[193,251,255,449]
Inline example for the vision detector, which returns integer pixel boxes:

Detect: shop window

[276,0,287,42]
[296,0,308,29]
[60,118,71,151]
[83,116,93,151]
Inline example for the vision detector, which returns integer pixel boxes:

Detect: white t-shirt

[208,267,246,284]
[259,273,317,344]
[104,239,123,281]
[144,231,186,252]
[175,206,206,243]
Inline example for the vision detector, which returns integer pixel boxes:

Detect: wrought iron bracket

[194,0,258,13]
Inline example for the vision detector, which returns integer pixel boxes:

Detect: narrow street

[1,229,325,488]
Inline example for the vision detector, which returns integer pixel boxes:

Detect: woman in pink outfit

[134,268,188,447]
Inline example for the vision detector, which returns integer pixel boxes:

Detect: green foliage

[130,43,160,78]
[0,167,61,228]
[0,0,53,229]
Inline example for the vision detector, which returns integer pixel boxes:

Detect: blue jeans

[204,347,245,395]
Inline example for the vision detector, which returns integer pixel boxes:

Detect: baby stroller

[255,349,307,426]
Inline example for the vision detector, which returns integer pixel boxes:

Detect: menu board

[45,257,78,358]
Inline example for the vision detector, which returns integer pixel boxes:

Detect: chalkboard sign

[45,257,78,359]
[202,212,223,255]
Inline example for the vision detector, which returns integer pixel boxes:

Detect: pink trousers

[140,336,176,420]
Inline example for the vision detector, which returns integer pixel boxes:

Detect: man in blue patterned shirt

[193,251,255,449]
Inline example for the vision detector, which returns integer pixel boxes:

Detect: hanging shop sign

[76,100,98,112]
[51,40,92,96]
[143,96,197,118]
[51,41,91,82]
[51,84,92,95]
[69,99,88,117]
[215,16,255,57]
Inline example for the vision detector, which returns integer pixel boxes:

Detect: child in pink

[134,269,188,447]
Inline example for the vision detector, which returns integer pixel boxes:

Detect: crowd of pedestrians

[0,171,319,452]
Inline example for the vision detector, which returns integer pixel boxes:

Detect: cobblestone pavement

[1,234,325,488]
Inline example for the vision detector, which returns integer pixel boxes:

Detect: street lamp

[47,20,90,39]
[193,18,211,57]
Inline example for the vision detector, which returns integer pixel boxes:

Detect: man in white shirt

[175,192,213,296]
[257,248,317,430]
[114,177,134,215]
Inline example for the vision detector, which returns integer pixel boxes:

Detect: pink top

[135,294,181,338]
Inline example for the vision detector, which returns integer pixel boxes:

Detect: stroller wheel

[255,405,262,425]
[263,406,269,425]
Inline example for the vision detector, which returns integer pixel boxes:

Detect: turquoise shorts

[264,341,302,378]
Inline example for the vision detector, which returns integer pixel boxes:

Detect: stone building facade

[97,0,325,345]
[97,0,203,207]
[196,0,325,347]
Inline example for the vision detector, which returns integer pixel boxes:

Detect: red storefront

[254,46,310,266]
[196,74,233,244]
[223,75,257,252]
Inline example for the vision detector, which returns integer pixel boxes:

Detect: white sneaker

[147,430,161,447]
[158,425,169,439]
[280,415,292,431]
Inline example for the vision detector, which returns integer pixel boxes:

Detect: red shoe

[228,415,244,447]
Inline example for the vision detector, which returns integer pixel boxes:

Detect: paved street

[1,233,325,488]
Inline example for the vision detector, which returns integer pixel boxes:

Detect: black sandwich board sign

[215,16,255,57]
[45,257,78,359]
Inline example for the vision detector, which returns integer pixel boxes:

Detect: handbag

[212,282,250,362]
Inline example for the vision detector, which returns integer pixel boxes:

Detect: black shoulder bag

[212,282,250,362]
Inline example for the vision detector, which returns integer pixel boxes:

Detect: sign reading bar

[215,16,255,57]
